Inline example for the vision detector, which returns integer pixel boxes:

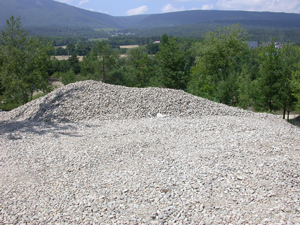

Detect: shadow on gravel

[0,120,82,140]
[289,115,300,128]
[13,86,83,122]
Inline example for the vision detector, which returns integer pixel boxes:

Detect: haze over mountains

[1,0,300,30]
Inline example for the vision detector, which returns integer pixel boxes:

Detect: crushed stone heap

[1,80,274,122]
[1,80,300,224]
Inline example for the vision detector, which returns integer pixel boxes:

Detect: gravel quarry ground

[1,80,300,224]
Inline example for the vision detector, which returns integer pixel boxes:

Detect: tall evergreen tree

[68,51,80,74]
[0,16,53,109]
[80,48,98,77]
[291,68,300,112]
[66,42,76,55]
[156,34,188,89]
[95,40,118,82]
[122,46,153,87]
[258,41,284,113]
[290,47,300,113]
[278,44,297,119]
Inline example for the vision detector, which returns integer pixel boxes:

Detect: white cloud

[126,5,149,16]
[54,0,74,3]
[161,4,185,13]
[78,0,89,7]
[98,10,109,14]
[216,0,300,13]
[202,4,214,10]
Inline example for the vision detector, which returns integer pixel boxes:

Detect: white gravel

[1,80,300,224]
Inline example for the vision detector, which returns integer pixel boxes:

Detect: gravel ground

[1,81,300,224]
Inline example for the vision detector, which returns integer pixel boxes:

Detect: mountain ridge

[0,0,125,28]
[134,10,300,29]
[1,0,300,30]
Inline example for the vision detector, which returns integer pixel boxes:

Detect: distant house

[275,42,283,48]
[261,42,283,48]
[246,41,259,49]
[153,41,161,44]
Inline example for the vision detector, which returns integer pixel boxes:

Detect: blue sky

[54,0,300,16]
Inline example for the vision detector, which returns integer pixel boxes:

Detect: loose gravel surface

[1,81,300,224]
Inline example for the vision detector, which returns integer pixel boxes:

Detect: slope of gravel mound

[0,80,275,122]
[1,81,300,224]
[1,116,300,224]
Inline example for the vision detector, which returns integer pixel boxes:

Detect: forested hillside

[133,10,300,29]
[124,24,300,44]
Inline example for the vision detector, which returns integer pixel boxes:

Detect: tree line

[1,16,300,120]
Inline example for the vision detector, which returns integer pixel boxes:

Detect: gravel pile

[0,80,273,122]
[1,80,300,224]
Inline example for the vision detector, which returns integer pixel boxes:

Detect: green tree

[257,40,285,113]
[80,42,119,83]
[61,69,76,85]
[278,44,298,119]
[215,70,240,105]
[0,16,53,109]
[58,60,71,73]
[236,47,262,110]
[122,46,154,87]
[95,40,118,82]
[54,47,67,55]
[290,46,300,112]
[188,62,216,99]
[256,42,298,118]
[66,42,76,55]
[259,41,280,112]
[291,67,300,112]
[188,25,249,103]
[68,51,80,74]
[80,48,98,78]
[156,34,189,89]
[146,43,160,54]
[237,64,254,109]
[75,42,91,56]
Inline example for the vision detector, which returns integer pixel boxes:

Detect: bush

[61,69,76,85]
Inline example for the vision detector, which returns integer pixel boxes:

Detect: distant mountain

[0,0,144,28]
[134,10,300,29]
[1,0,300,31]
